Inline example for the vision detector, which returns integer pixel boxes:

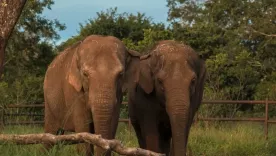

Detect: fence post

[264,98,268,140]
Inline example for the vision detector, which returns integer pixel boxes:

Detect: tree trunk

[0,0,27,78]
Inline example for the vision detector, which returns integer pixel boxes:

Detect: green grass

[188,122,276,156]
[0,122,276,156]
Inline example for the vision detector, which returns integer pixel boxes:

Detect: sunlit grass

[0,122,276,156]
[188,122,276,156]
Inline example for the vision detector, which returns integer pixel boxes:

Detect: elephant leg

[41,105,62,153]
[158,123,172,156]
[42,126,58,152]
[170,140,174,156]
[75,123,94,156]
[131,120,146,148]
[74,105,93,156]
[161,139,171,156]
[142,115,160,153]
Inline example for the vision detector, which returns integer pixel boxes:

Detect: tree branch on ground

[0,0,27,78]
[0,132,165,156]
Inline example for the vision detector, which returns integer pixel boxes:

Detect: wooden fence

[1,100,276,139]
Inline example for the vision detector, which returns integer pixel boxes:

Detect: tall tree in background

[58,7,171,52]
[0,0,65,105]
[167,0,276,100]
[0,0,27,79]
[167,0,276,116]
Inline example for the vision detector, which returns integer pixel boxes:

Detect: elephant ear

[194,59,207,112]
[122,49,141,93]
[138,54,154,94]
[67,44,82,92]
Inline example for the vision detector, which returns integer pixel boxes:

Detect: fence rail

[1,100,276,139]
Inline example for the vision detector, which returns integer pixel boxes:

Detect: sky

[42,0,169,44]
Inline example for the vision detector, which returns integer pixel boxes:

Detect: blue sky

[42,0,169,43]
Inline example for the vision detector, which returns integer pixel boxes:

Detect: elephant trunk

[166,88,190,156]
[90,84,117,156]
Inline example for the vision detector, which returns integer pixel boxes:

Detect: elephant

[126,40,206,156]
[43,35,140,156]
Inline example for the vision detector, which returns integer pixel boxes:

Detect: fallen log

[0,132,165,156]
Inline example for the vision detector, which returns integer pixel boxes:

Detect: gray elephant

[43,35,140,156]
[126,40,206,156]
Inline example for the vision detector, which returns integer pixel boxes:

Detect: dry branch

[0,132,165,156]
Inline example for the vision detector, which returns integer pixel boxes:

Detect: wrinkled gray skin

[43,35,140,156]
[127,40,206,156]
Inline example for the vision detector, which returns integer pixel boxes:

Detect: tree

[0,0,27,79]
[58,7,168,52]
[167,0,276,98]
[166,0,276,115]
[0,0,65,106]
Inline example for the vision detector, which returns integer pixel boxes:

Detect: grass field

[0,122,276,156]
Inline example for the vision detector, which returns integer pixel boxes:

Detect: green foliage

[255,72,276,100]
[0,74,44,106]
[205,51,261,100]
[0,0,64,106]
[17,0,65,41]
[11,75,44,104]
[0,82,9,106]
[167,0,276,116]
[57,7,167,52]
[122,28,174,52]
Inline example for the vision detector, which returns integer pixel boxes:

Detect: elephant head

[66,35,140,155]
[137,40,206,156]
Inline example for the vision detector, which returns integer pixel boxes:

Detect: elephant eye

[160,85,164,92]
[190,77,196,93]
[117,71,124,79]
[191,76,196,84]
[156,77,164,92]
[191,78,195,83]
[82,71,89,77]
[157,77,162,84]
[118,71,124,77]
